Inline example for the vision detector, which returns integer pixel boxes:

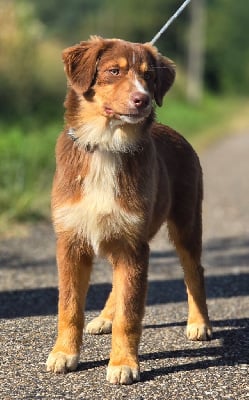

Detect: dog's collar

[67,128,97,153]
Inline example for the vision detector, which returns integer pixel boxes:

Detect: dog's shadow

[140,318,249,381]
[76,318,249,382]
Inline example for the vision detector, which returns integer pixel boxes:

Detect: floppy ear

[144,43,176,106]
[62,37,105,94]
[154,54,176,106]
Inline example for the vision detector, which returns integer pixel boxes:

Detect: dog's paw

[106,365,140,385]
[46,351,79,373]
[85,317,112,335]
[186,323,212,341]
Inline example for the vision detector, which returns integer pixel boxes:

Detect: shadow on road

[140,318,249,382]
[47,318,249,382]
[0,234,248,319]
[0,272,248,319]
[150,234,249,269]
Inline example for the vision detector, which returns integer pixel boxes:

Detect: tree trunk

[186,0,206,103]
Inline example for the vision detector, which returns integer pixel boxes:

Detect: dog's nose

[131,92,150,109]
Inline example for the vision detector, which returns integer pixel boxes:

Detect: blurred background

[0,0,248,232]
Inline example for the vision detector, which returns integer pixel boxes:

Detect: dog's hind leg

[85,289,114,335]
[167,219,212,341]
[46,236,93,373]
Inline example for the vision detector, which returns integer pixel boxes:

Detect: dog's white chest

[54,151,141,254]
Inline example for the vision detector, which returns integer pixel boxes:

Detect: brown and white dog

[46,36,212,384]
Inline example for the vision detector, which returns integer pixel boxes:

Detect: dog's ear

[62,36,105,94]
[144,44,176,106]
[154,54,176,106]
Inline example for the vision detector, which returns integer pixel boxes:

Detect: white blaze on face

[134,76,150,96]
[119,74,151,124]
[132,50,136,66]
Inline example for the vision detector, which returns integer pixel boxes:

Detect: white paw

[85,317,112,335]
[46,351,79,373]
[106,365,140,385]
[186,323,212,341]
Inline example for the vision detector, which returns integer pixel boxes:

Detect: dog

[46,36,212,385]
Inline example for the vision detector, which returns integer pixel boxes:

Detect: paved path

[0,131,249,399]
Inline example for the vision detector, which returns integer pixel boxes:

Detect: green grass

[156,93,244,147]
[0,94,246,231]
[0,121,61,229]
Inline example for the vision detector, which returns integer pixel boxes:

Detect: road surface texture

[0,130,249,399]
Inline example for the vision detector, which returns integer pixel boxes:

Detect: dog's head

[62,36,175,125]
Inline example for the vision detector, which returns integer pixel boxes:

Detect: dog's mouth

[104,106,150,124]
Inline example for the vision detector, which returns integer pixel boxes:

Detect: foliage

[206,0,249,93]
[0,0,248,120]
[0,0,65,120]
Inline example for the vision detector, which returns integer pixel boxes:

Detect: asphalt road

[0,130,249,399]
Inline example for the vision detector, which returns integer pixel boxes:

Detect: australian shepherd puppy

[46,36,212,384]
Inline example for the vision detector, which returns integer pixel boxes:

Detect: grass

[157,93,246,149]
[0,94,247,232]
[0,121,61,230]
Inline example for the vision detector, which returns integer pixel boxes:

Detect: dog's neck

[67,127,98,153]
[66,117,149,154]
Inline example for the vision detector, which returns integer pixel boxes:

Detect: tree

[186,0,206,103]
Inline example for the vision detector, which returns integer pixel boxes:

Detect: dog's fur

[46,36,212,384]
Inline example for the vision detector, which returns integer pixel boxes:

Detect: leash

[150,0,192,45]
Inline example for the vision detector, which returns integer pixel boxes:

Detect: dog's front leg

[106,243,149,385]
[46,236,92,373]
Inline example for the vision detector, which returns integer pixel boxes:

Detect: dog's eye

[109,68,120,76]
[144,71,152,81]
